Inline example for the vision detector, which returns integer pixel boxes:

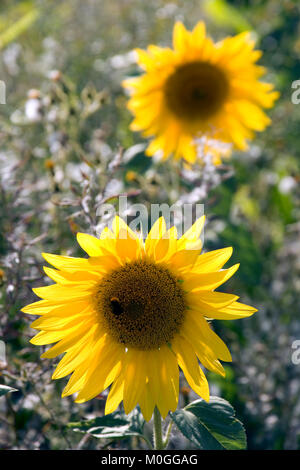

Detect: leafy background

[0,0,300,450]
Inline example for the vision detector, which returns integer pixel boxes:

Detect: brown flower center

[94,259,186,350]
[164,61,229,121]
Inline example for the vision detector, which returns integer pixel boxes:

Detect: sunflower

[123,22,279,165]
[22,216,256,420]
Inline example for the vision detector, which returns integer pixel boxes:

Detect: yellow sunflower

[22,216,256,420]
[123,22,279,165]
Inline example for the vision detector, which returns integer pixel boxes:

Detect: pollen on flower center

[164,61,229,120]
[94,259,186,350]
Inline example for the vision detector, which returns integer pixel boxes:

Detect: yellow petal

[123,349,147,414]
[30,319,93,345]
[139,383,155,422]
[191,21,206,45]
[147,346,179,418]
[32,284,94,302]
[154,237,170,261]
[62,363,89,397]
[75,338,124,403]
[145,217,167,257]
[24,299,89,318]
[105,374,124,415]
[115,228,142,262]
[22,299,60,315]
[112,216,139,240]
[88,254,120,272]
[192,247,233,272]
[173,21,188,52]
[175,134,197,163]
[172,335,209,401]
[76,233,103,256]
[154,227,178,262]
[233,100,271,131]
[188,291,239,309]
[42,253,93,272]
[177,216,205,251]
[168,249,200,272]
[30,307,92,330]
[208,301,257,320]
[41,324,101,359]
[188,312,232,362]
[182,320,225,376]
[43,267,100,284]
[184,264,239,291]
[52,327,104,379]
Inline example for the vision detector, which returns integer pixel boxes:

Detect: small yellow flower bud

[125,170,138,182]
[44,159,55,171]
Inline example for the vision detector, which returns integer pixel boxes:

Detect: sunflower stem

[153,407,164,450]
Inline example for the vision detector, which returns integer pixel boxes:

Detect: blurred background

[0,0,300,450]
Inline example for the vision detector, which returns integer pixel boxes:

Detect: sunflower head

[123,21,279,165]
[94,259,186,349]
[22,216,257,420]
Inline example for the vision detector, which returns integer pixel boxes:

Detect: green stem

[163,420,173,449]
[141,435,154,450]
[153,407,164,450]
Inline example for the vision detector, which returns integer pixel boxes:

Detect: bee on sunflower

[22,216,256,421]
[123,22,279,165]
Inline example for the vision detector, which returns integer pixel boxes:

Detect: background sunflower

[123,21,279,164]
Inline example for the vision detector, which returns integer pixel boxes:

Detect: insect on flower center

[94,260,186,350]
[164,61,229,120]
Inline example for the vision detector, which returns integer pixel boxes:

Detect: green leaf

[0,385,18,397]
[170,397,247,450]
[68,408,146,440]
